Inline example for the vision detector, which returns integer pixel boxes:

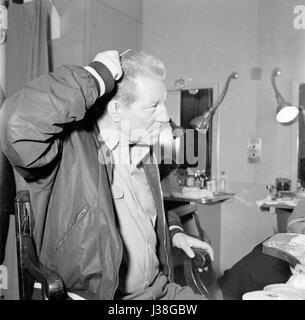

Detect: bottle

[219,170,228,193]
[206,179,211,191]
[186,169,195,187]
[297,179,303,193]
[200,169,207,189]
[210,176,217,194]
[194,170,202,188]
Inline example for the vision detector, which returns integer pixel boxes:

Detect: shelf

[163,192,234,204]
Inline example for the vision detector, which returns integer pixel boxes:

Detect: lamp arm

[271,68,286,103]
[189,71,238,131]
[210,72,238,114]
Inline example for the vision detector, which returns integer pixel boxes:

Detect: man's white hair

[113,51,166,106]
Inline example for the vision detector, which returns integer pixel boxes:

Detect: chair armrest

[190,248,211,269]
[22,235,67,300]
[173,247,211,268]
[174,247,211,297]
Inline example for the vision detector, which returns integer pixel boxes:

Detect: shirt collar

[98,121,150,167]
[99,127,120,152]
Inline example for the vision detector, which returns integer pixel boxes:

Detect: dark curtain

[6,0,50,97]
[0,0,50,299]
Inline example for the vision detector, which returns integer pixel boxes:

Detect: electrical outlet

[247,138,262,163]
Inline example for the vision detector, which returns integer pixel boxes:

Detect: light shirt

[98,125,160,295]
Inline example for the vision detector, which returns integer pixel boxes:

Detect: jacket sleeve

[0,64,111,180]
[286,197,305,234]
[167,208,184,230]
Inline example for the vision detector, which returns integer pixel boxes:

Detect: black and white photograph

[0,0,305,306]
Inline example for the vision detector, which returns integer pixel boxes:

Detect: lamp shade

[272,68,299,124]
[190,110,211,133]
[276,104,299,124]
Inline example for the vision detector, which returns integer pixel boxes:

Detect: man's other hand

[172,232,214,261]
[92,50,123,80]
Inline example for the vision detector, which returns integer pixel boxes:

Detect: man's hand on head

[172,232,214,261]
[92,50,123,80]
[85,50,123,97]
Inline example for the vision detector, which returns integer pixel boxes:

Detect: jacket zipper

[75,206,89,224]
[57,205,89,247]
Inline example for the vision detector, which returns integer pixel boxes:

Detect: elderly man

[0,50,213,300]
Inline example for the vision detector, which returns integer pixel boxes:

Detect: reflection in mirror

[180,88,213,177]
[159,87,214,183]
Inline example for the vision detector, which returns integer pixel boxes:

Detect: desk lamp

[190,72,238,133]
[272,68,299,124]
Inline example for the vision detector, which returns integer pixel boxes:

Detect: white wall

[50,0,143,68]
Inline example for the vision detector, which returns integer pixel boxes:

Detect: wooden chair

[168,203,218,300]
[15,190,67,300]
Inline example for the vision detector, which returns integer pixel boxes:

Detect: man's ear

[107,100,122,122]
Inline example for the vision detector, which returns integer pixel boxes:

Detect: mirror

[179,88,213,176]
[165,84,220,179]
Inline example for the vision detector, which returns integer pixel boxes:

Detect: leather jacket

[0,64,178,299]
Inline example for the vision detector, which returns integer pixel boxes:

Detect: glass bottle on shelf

[210,176,217,194]
[219,170,228,193]
[186,169,195,187]
[200,170,207,189]
[194,170,202,188]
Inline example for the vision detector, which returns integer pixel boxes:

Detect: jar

[186,172,195,187]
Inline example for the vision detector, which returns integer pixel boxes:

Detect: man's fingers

[92,50,123,80]
[189,239,214,261]
[181,244,195,259]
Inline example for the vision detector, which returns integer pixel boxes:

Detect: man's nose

[156,104,170,123]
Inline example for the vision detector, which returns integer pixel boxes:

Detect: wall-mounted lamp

[271,68,299,124]
[190,71,239,132]
[0,0,8,45]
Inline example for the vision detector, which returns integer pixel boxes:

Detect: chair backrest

[15,190,67,300]
[0,150,15,264]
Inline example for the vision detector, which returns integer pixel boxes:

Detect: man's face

[119,75,169,145]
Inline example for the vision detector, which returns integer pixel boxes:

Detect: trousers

[116,273,207,300]
[217,242,291,300]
